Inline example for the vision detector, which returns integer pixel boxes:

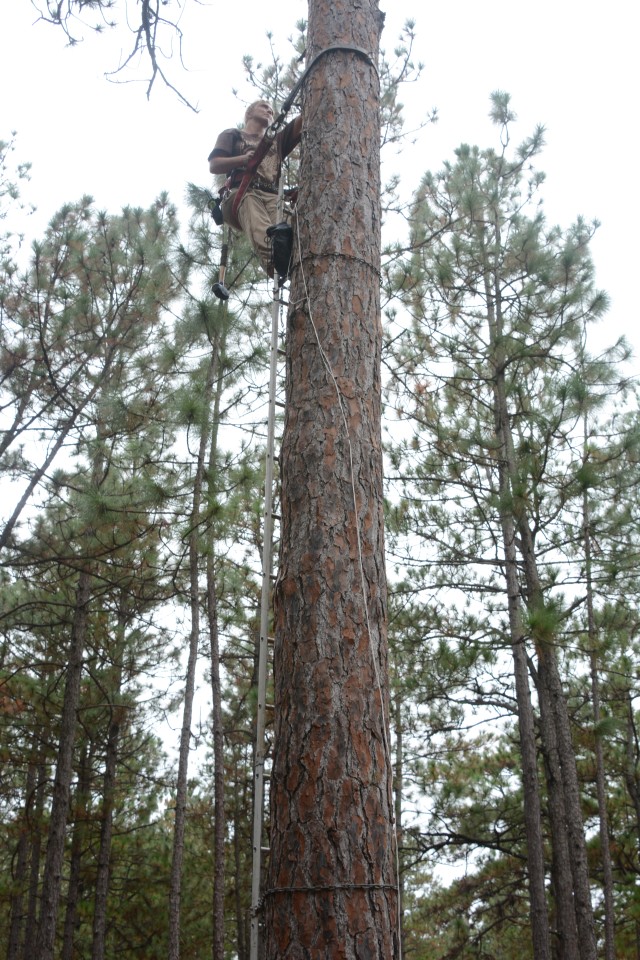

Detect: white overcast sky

[1,0,637,362]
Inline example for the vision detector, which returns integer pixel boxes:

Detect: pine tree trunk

[624,690,640,834]
[61,742,92,960]
[232,765,248,960]
[35,569,92,960]
[496,481,551,960]
[534,670,580,960]
[7,763,36,960]
[264,2,398,956]
[24,761,47,960]
[513,479,596,960]
[393,690,405,958]
[534,638,597,960]
[583,481,616,960]
[91,639,123,960]
[91,713,119,960]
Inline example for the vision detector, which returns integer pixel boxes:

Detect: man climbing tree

[263,1,399,957]
[208,100,302,277]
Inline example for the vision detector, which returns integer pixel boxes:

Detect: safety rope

[274,44,378,125]
[296,250,382,282]
[255,882,398,915]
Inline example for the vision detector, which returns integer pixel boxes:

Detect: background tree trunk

[497,490,551,960]
[61,742,92,960]
[35,569,92,960]
[23,761,47,960]
[6,763,36,960]
[265,1,398,956]
[168,344,219,960]
[582,471,616,960]
[91,617,125,960]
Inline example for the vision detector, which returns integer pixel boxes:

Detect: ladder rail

[249,183,285,960]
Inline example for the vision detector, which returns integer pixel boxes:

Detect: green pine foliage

[384,92,640,955]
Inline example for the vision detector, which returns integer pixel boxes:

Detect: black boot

[266,222,293,283]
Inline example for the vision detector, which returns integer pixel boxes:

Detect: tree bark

[265,2,398,957]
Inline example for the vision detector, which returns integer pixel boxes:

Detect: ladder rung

[275,400,285,409]
[261,846,271,853]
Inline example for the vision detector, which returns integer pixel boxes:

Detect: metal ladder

[249,186,287,960]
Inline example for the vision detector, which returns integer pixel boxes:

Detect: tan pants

[222,187,278,275]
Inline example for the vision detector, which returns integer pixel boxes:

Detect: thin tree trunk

[265,2,397,956]
[168,344,219,960]
[91,634,124,960]
[533,659,580,960]
[35,569,92,960]
[497,490,552,960]
[624,691,640,960]
[394,689,405,959]
[582,473,615,960]
[624,690,640,833]
[24,761,47,960]
[61,742,92,960]
[533,636,597,960]
[511,447,596,960]
[232,757,248,960]
[7,763,36,960]
[90,712,119,960]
